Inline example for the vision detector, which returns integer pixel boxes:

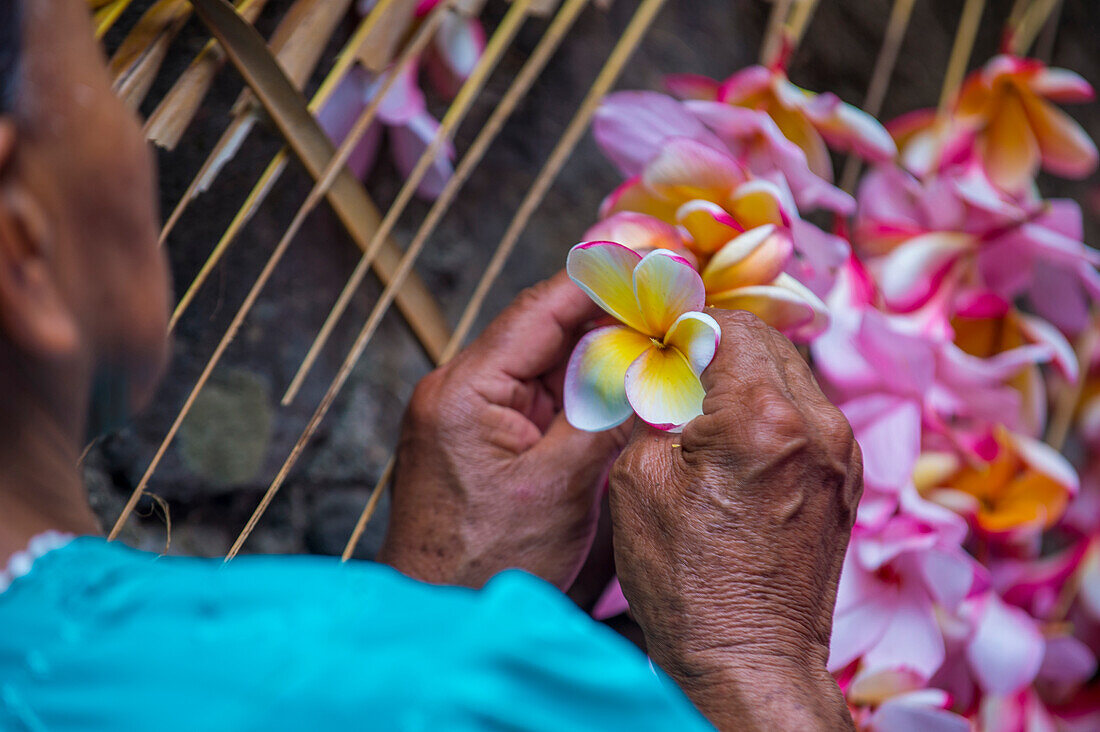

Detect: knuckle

[845,440,865,514]
[710,309,769,350]
[715,307,767,333]
[752,388,807,440]
[611,439,651,487]
[405,367,448,429]
[513,281,551,312]
[818,404,855,453]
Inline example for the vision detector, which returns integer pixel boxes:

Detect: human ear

[0,120,81,358]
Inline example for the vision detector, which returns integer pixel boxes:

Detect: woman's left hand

[379,271,627,589]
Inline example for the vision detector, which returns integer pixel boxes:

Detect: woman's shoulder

[0,538,711,731]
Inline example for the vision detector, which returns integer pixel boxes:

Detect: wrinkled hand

[610,310,862,731]
[380,272,626,590]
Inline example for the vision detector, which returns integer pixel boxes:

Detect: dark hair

[0,0,20,114]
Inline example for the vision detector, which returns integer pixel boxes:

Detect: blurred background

[88,0,1100,558]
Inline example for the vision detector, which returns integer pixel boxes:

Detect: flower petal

[982,89,1040,192]
[1007,430,1079,493]
[633,248,706,335]
[868,698,970,732]
[873,232,973,311]
[1016,311,1079,381]
[318,67,383,179]
[709,273,828,341]
[592,577,629,620]
[848,667,926,707]
[567,241,649,333]
[583,212,687,255]
[702,224,792,292]
[389,113,455,199]
[841,394,921,491]
[676,199,744,255]
[1038,634,1096,687]
[599,176,681,222]
[664,72,721,100]
[372,63,427,125]
[563,325,652,432]
[1029,67,1095,103]
[1020,91,1099,179]
[862,586,945,682]
[965,592,1045,696]
[804,92,897,162]
[425,12,484,97]
[624,346,706,431]
[664,311,721,375]
[829,590,895,672]
[716,65,774,103]
[642,138,746,205]
[727,179,790,229]
[593,91,724,177]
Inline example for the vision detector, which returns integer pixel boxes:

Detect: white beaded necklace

[0,531,73,594]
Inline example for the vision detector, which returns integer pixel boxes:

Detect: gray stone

[177,367,275,490]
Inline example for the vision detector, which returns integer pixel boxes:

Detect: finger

[699,308,785,394]
[532,410,628,468]
[682,309,794,454]
[462,270,603,382]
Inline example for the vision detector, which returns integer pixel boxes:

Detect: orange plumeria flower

[895,56,1097,192]
[920,427,1079,537]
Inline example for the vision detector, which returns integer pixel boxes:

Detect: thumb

[525,411,633,501]
[529,412,628,486]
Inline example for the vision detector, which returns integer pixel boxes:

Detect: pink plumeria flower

[931,590,1047,710]
[587,215,829,342]
[923,426,1080,543]
[563,242,721,432]
[856,164,1100,333]
[667,65,897,181]
[813,259,1064,506]
[319,63,455,199]
[890,57,1097,193]
[856,688,969,732]
[599,137,849,285]
[593,91,853,215]
[829,489,980,690]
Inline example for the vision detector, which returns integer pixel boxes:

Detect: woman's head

[0,0,171,438]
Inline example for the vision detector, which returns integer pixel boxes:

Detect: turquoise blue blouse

[0,538,712,730]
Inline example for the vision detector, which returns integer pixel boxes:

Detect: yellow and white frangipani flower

[564,242,721,432]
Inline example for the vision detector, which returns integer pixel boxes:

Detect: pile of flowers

[567,54,1100,731]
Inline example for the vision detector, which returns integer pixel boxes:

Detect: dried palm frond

[161,0,414,235]
[109,0,449,542]
[144,0,271,150]
[91,0,135,39]
[355,0,421,72]
[109,0,193,109]
[282,0,532,401]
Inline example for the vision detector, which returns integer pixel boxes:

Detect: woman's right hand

[608,309,863,732]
